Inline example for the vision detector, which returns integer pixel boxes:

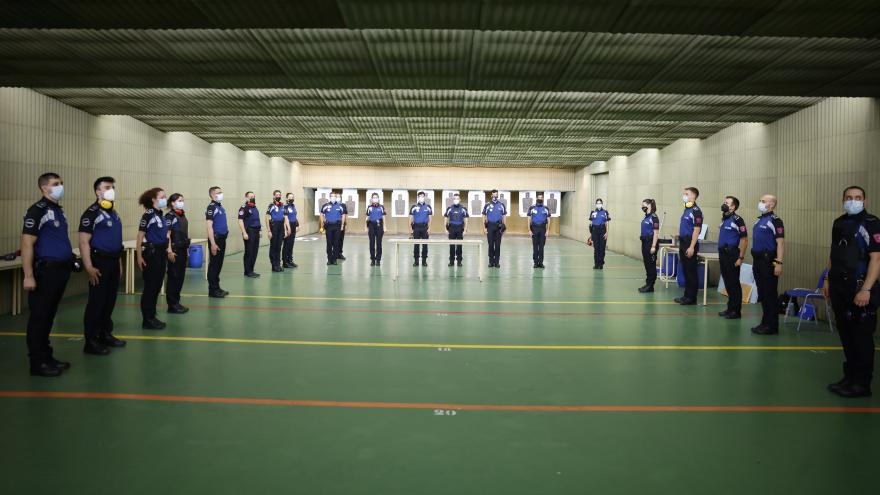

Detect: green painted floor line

[0,332,864,351]
[2,391,877,414]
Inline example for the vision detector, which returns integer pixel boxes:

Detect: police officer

[79,176,126,355]
[824,186,879,398]
[238,191,261,278]
[589,199,611,269]
[21,173,74,376]
[164,193,190,314]
[205,186,229,298]
[365,192,387,266]
[320,192,346,265]
[638,199,660,292]
[675,187,703,305]
[265,189,285,273]
[482,190,507,268]
[527,193,551,269]
[444,193,469,267]
[137,187,170,330]
[282,192,299,268]
[337,199,348,261]
[751,194,785,335]
[717,196,748,318]
[410,192,433,266]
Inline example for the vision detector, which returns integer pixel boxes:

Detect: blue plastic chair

[783,269,834,333]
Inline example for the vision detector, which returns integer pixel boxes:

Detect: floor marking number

[434,409,457,416]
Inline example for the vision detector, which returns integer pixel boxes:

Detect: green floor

[0,234,877,494]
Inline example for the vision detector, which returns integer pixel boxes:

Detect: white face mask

[48,184,64,201]
[595,203,603,210]
[844,200,865,215]
[682,194,689,203]
[215,193,224,202]
[102,188,116,202]
[371,197,379,204]
[174,201,185,210]
[418,196,425,204]
[453,198,460,205]
[758,201,769,213]
[156,198,168,209]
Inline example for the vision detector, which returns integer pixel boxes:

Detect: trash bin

[188,244,204,268]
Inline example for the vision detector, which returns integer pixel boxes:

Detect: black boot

[100,334,127,348]
[142,318,167,330]
[29,362,62,377]
[83,339,110,355]
[167,304,189,314]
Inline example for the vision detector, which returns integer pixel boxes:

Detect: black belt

[35,259,72,270]
[214,233,228,239]
[324,221,341,226]
[639,235,652,240]
[486,221,502,225]
[751,250,776,259]
[91,249,122,259]
[412,223,428,226]
[719,245,738,253]
[270,220,284,225]
[246,226,260,231]
[172,240,191,250]
[532,223,547,227]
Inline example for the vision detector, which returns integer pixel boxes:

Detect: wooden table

[124,238,209,295]
[389,238,485,282]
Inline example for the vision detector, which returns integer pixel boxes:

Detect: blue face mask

[844,200,865,216]
[157,198,167,209]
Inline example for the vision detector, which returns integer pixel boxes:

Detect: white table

[0,258,23,315]
[656,244,719,306]
[124,238,209,295]
[389,238,485,282]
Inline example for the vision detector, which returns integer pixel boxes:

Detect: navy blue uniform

[205,201,228,293]
[165,210,190,307]
[640,213,660,287]
[718,213,748,314]
[828,210,880,388]
[410,203,433,261]
[138,208,169,322]
[528,204,550,266]
[751,212,785,331]
[589,209,611,268]
[282,203,298,266]
[238,202,261,275]
[483,200,507,266]
[79,202,124,344]
[444,204,469,263]
[266,202,285,270]
[338,203,348,257]
[678,204,703,302]
[366,204,386,262]
[22,199,74,368]
[321,202,345,263]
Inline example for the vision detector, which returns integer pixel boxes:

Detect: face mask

[371,197,379,204]
[288,199,295,205]
[758,202,768,213]
[595,203,603,210]
[844,200,865,216]
[537,200,544,205]
[721,204,730,214]
[215,193,224,202]
[248,197,255,204]
[492,196,498,202]
[156,198,168,209]
[102,188,116,202]
[274,195,282,203]
[641,206,648,213]
[418,196,425,204]
[48,184,64,201]
[453,198,460,205]
[174,201,185,210]
[682,194,689,203]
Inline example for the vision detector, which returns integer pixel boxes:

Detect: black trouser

[752,251,778,330]
[243,227,260,274]
[83,253,121,341]
[679,237,699,300]
[26,262,71,365]
[207,234,226,292]
[412,223,429,259]
[718,247,742,314]
[166,244,188,307]
[268,221,284,268]
[368,221,384,261]
[140,243,167,320]
[486,222,503,263]
[591,225,607,267]
[282,229,295,265]
[339,227,346,255]
[448,224,464,262]
[531,224,547,264]
[830,279,877,387]
[324,222,341,262]
[640,236,657,287]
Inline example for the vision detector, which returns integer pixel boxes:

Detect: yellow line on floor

[0,332,849,351]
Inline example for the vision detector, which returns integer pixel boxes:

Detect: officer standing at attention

[675,187,703,305]
[638,198,660,292]
[365,192,387,266]
[79,177,126,355]
[410,192,433,266]
[21,173,75,376]
[588,199,611,269]
[824,186,880,398]
[444,193,469,267]
[337,199,348,261]
[483,190,507,268]
[282,192,299,269]
[265,190,285,273]
[750,194,785,335]
[136,187,170,330]
[164,193,190,315]
[320,193,345,265]
[205,186,229,298]
[527,193,550,269]
[238,191,261,278]
[717,196,748,319]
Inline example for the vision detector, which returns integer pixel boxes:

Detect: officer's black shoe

[245,272,260,278]
[48,357,71,370]
[220,289,229,296]
[421,259,428,266]
[272,266,283,273]
[598,265,604,270]
[99,335,127,348]
[533,263,538,268]
[371,260,376,266]
[142,318,166,330]
[283,262,295,268]
[593,265,599,269]
[449,261,454,267]
[638,286,654,293]
[678,298,696,306]
[337,255,346,260]
[674,297,685,304]
[83,340,110,355]
[495,263,501,269]
[539,264,545,269]
[413,260,419,267]
[725,312,741,320]
[168,304,189,314]
[376,260,381,266]
[209,290,226,298]
[30,362,62,377]
[457,260,462,267]
[751,325,778,335]
[718,310,730,317]
[827,377,850,393]
[833,383,872,398]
